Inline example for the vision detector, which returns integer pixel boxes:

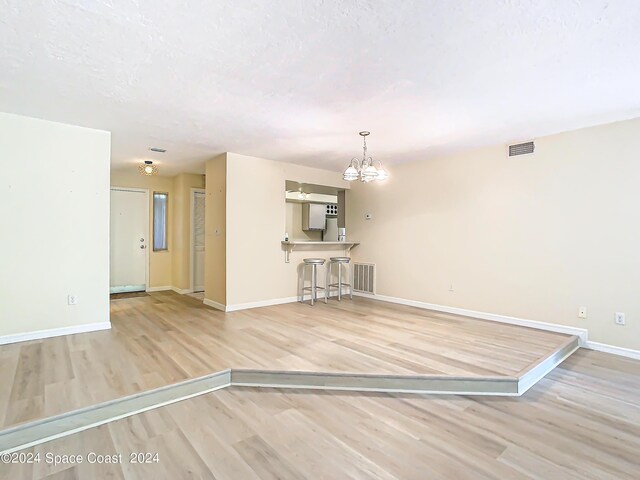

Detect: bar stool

[327,257,353,301]
[301,258,327,306]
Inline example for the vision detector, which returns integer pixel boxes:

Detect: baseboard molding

[0,322,112,346]
[203,298,227,312]
[171,287,194,295]
[146,286,173,292]
[354,292,589,345]
[226,296,298,312]
[225,289,352,312]
[146,286,193,294]
[584,341,640,360]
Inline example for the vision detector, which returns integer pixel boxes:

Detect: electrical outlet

[615,312,626,325]
[68,295,78,306]
[578,307,587,319]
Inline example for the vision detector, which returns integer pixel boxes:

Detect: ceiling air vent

[508,141,535,157]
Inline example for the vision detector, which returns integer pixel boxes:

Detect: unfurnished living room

[1,1,639,479]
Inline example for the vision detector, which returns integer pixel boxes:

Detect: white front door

[193,191,205,292]
[110,188,148,293]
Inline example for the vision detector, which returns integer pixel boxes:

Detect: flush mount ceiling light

[138,160,158,176]
[343,131,388,182]
[149,147,167,153]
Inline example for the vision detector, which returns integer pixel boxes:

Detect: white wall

[348,118,640,351]
[225,153,348,307]
[0,113,111,341]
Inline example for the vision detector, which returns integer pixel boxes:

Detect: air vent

[353,263,375,294]
[508,141,535,157]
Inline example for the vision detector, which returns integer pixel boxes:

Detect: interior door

[193,191,205,292]
[110,188,148,293]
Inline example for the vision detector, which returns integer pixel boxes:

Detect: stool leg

[337,263,342,301]
[311,264,316,306]
[324,263,328,303]
[349,263,353,300]
[299,264,305,303]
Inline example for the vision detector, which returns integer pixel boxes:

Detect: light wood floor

[2,349,639,479]
[1,292,570,428]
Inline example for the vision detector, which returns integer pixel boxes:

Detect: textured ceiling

[2,0,640,175]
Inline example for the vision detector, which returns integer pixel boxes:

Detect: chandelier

[138,160,158,176]
[342,131,388,182]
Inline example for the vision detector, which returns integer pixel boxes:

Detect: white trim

[226,296,298,312]
[190,188,206,294]
[584,341,640,360]
[0,322,112,346]
[0,370,231,455]
[171,287,193,295]
[517,338,580,395]
[145,286,193,294]
[203,298,227,312]
[146,285,173,292]
[110,186,150,292]
[353,292,589,345]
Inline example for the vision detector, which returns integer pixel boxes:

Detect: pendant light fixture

[343,131,388,182]
[138,160,158,176]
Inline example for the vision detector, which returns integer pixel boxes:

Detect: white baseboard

[171,287,193,295]
[353,292,589,345]
[0,322,112,346]
[146,286,173,292]
[146,286,194,295]
[584,341,640,360]
[203,298,227,312]
[226,296,298,312]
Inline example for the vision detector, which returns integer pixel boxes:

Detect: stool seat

[330,257,350,263]
[303,258,325,265]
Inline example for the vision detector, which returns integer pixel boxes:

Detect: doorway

[191,189,206,293]
[110,188,149,293]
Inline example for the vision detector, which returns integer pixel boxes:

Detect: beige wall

[110,170,174,289]
[285,202,322,241]
[204,154,227,306]
[225,153,349,307]
[347,118,640,350]
[172,173,206,291]
[0,113,110,338]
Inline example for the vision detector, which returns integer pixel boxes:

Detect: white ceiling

[2,1,640,176]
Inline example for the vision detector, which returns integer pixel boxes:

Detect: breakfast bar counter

[281,240,360,262]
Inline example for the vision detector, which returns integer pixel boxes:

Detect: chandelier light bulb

[362,164,378,182]
[376,161,389,180]
[343,164,359,181]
